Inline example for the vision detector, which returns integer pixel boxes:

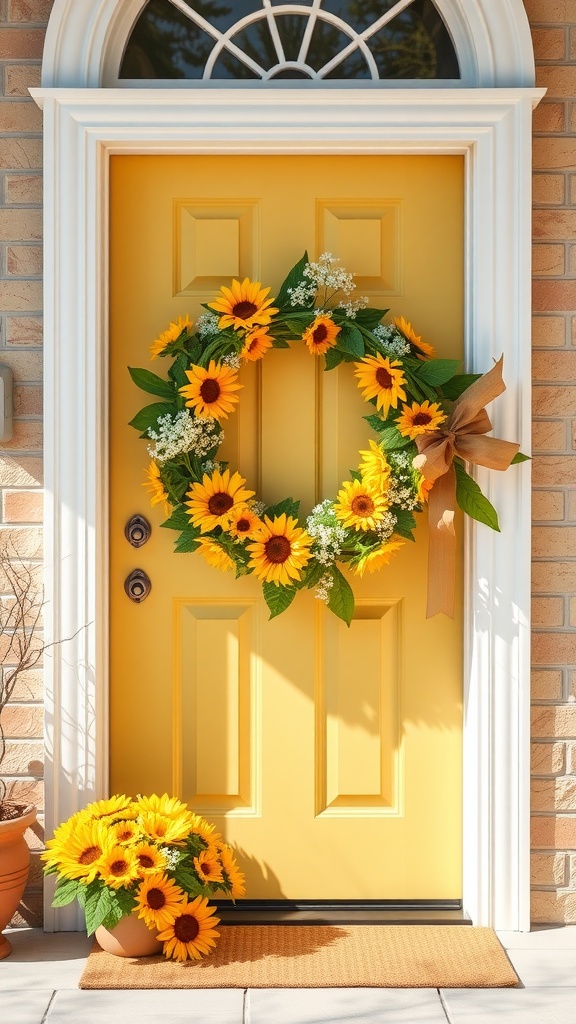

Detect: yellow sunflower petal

[333,478,390,533]
[302,314,340,356]
[396,400,446,440]
[354,354,406,418]
[247,513,313,587]
[208,277,278,332]
[156,895,221,962]
[179,360,243,421]
[185,468,255,533]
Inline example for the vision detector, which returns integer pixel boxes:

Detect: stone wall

[0,0,575,926]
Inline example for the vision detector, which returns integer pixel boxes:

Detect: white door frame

[33,85,543,932]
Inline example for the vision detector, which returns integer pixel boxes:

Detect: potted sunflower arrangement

[42,793,245,961]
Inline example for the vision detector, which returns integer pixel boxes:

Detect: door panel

[109,154,463,899]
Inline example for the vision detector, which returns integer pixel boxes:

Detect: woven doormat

[79,925,518,989]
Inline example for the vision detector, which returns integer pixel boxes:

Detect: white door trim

[33,86,543,931]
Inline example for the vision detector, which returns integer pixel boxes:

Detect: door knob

[124,569,151,603]
[125,514,151,548]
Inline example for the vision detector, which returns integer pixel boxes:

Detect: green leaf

[271,336,290,349]
[114,887,138,918]
[324,347,346,371]
[168,352,193,389]
[262,581,297,619]
[440,373,481,401]
[393,508,417,541]
[128,402,175,433]
[298,559,327,591]
[336,322,364,358]
[173,864,208,898]
[364,413,385,433]
[99,888,136,932]
[454,461,500,531]
[84,885,114,936]
[128,367,177,401]
[327,567,355,626]
[414,359,461,386]
[276,252,310,308]
[511,451,530,464]
[353,307,389,330]
[375,424,412,451]
[161,506,191,531]
[52,877,83,908]
[264,497,300,520]
[174,526,201,553]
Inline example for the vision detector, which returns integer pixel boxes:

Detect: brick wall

[527,0,576,924]
[0,1,575,927]
[0,0,49,927]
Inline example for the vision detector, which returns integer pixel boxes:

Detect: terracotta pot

[95,912,163,957]
[0,803,37,961]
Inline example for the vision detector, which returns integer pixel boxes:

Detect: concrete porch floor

[1,926,576,1023]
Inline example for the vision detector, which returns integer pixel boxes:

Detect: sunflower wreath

[130,252,526,625]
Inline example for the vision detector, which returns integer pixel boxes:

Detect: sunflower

[196,537,235,573]
[241,326,274,361]
[133,843,168,876]
[334,478,390,533]
[150,314,193,360]
[209,277,278,332]
[416,472,433,505]
[397,400,446,440]
[247,513,313,587]
[42,819,112,883]
[135,872,186,930]
[135,794,191,819]
[83,795,136,821]
[140,811,193,845]
[179,360,242,421]
[111,819,141,845]
[156,895,221,962]
[189,813,221,846]
[358,439,391,491]
[302,313,340,355]
[98,846,140,889]
[353,538,406,576]
[185,468,255,533]
[393,315,435,359]
[354,354,407,418]
[143,461,170,515]
[224,505,263,540]
[219,844,246,899]
[194,848,224,885]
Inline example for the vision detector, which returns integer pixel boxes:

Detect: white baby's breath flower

[147,410,223,463]
[315,572,334,604]
[222,352,242,370]
[201,459,222,475]
[372,324,411,358]
[306,499,347,565]
[196,312,220,339]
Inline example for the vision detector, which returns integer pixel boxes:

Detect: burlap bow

[413,357,519,618]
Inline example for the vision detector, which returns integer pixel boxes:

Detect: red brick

[533,279,576,311]
[532,101,566,134]
[6,316,42,346]
[532,707,576,739]
[537,66,576,98]
[0,137,42,169]
[532,27,567,60]
[3,490,43,523]
[531,814,576,850]
[0,209,42,241]
[532,778,576,811]
[0,352,43,381]
[525,0,576,20]
[571,28,576,61]
[534,137,576,170]
[532,633,576,665]
[0,28,45,60]
[6,245,42,276]
[532,669,564,700]
[533,386,576,416]
[531,890,576,923]
[531,851,567,886]
[532,526,576,557]
[533,174,566,206]
[533,243,565,276]
[0,420,42,452]
[533,210,576,242]
[532,561,576,594]
[13,386,42,416]
[532,315,567,347]
[1,740,43,774]
[0,102,42,134]
[0,455,42,486]
[4,64,41,97]
[5,668,43,701]
[0,705,43,739]
[531,741,565,774]
[0,280,42,312]
[532,456,576,486]
[532,596,565,627]
[5,173,42,205]
[7,0,54,22]
[532,490,565,521]
[532,420,567,451]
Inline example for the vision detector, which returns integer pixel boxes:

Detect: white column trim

[32,87,543,931]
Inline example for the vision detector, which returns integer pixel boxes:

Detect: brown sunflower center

[110,859,129,876]
[236,517,251,533]
[78,845,101,865]
[312,323,328,343]
[137,854,155,869]
[232,300,258,321]
[200,862,211,875]
[146,887,166,910]
[351,495,375,516]
[375,367,393,389]
[199,378,221,404]
[174,913,200,943]
[265,535,291,564]
[208,492,234,517]
[412,412,432,426]
[116,829,133,842]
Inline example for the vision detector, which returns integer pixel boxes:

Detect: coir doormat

[79,925,518,989]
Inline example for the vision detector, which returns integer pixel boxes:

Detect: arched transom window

[120,0,460,82]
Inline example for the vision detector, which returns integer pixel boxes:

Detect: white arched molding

[41,0,535,89]
[34,85,543,932]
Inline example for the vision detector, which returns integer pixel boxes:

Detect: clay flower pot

[0,803,37,960]
[95,912,162,957]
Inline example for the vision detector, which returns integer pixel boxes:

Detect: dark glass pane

[352,0,460,79]
[269,0,314,5]
[321,0,399,34]
[211,52,260,79]
[275,14,308,63]
[120,0,231,79]
[224,22,276,73]
[324,51,371,80]
[306,21,349,74]
[269,68,314,79]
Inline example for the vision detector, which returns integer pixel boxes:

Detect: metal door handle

[125,514,151,548]
[124,569,151,603]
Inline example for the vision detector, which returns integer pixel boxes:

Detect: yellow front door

[109,154,463,900]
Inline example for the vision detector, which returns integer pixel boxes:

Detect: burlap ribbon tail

[413,357,520,618]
